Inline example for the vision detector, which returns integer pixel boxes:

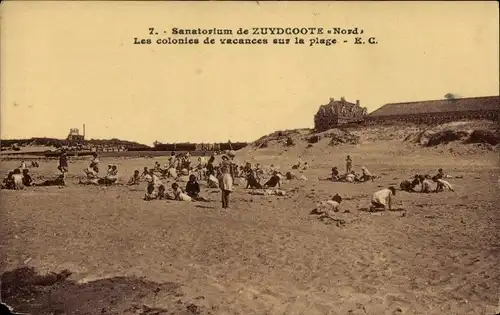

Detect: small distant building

[66,128,84,142]
[314,97,368,132]
[366,95,499,124]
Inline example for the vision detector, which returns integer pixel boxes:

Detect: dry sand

[0,136,499,315]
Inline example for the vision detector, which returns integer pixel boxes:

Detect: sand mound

[404,121,499,147]
[253,129,309,149]
[467,130,499,146]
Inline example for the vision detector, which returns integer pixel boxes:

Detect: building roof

[368,96,500,117]
[315,99,357,117]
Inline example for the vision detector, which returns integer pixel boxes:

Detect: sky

[1,1,498,145]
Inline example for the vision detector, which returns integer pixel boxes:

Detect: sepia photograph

[0,1,499,314]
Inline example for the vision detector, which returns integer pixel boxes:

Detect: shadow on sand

[1,267,209,315]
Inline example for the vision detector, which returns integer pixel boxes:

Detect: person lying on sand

[370,187,396,211]
[433,176,454,192]
[400,177,420,192]
[35,174,65,187]
[248,188,286,196]
[127,170,141,185]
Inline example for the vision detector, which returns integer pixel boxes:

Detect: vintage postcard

[0,1,499,314]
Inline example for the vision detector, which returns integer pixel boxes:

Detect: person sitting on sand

[432,175,454,192]
[370,186,396,211]
[302,162,309,170]
[35,174,66,187]
[185,174,200,198]
[154,161,162,172]
[331,167,340,181]
[84,165,99,181]
[2,171,14,189]
[89,153,99,174]
[185,175,209,201]
[246,170,263,189]
[22,169,33,187]
[144,168,163,187]
[171,183,192,201]
[157,185,166,200]
[285,171,296,180]
[144,182,158,201]
[102,165,118,185]
[11,169,24,190]
[345,171,356,183]
[360,167,375,182]
[420,175,434,193]
[436,168,451,179]
[127,170,141,185]
[263,171,281,188]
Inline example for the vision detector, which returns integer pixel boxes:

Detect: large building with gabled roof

[366,95,499,124]
[314,97,368,131]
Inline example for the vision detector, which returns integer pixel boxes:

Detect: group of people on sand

[327,155,376,183]
[132,151,303,208]
[2,168,33,190]
[3,146,458,216]
[399,168,455,193]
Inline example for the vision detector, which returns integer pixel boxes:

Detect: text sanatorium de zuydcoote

[134,26,377,46]
[166,27,364,36]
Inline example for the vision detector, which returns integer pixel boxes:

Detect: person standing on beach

[58,150,69,185]
[346,155,352,174]
[219,155,233,209]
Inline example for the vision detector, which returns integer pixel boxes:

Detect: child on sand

[11,169,24,190]
[22,169,33,187]
[263,171,281,188]
[433,176,454,192]
[144,182,158,201]
[127,170,141,185]
[370,187,396,211]
[171,183,192,201]
[346,155,352,174]
[58,150,69,185]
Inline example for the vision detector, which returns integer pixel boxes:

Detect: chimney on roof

[356,100,360,107]
[340,97,345,102]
